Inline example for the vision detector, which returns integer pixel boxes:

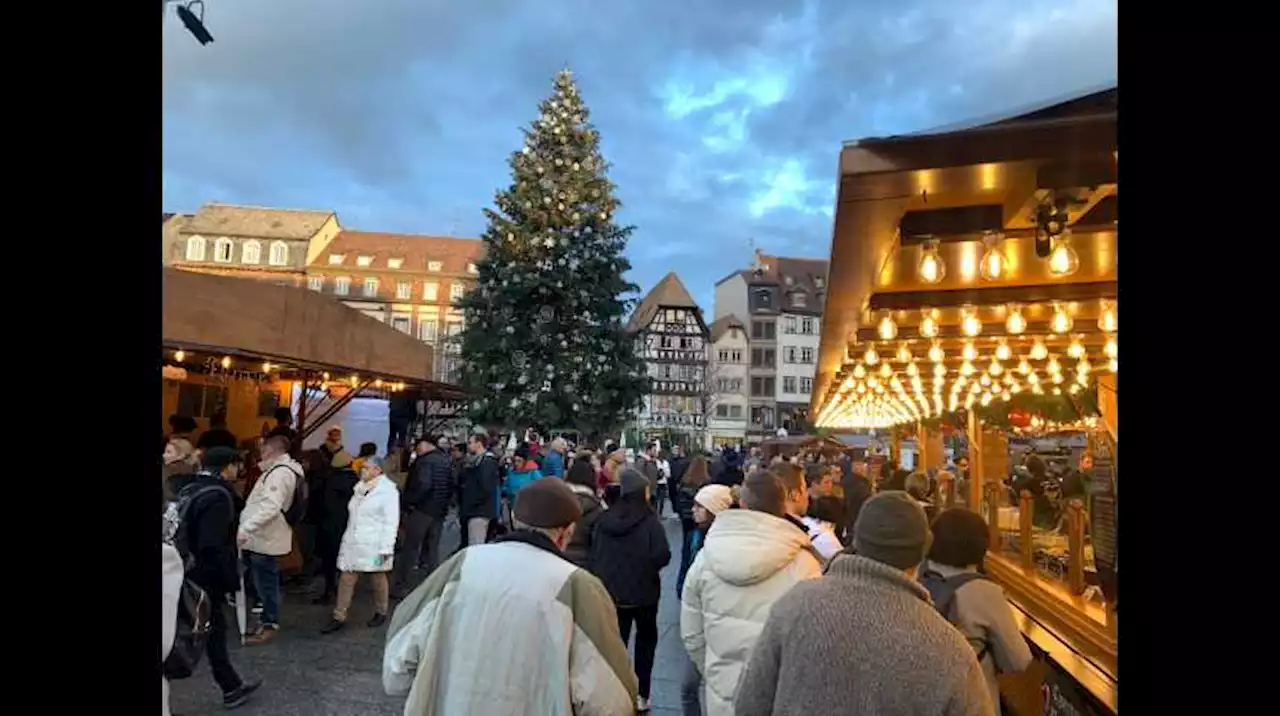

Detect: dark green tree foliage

[457,69,648,433]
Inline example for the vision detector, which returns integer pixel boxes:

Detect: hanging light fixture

[962,341,978,362]
[1005,303,1027,334]
[1050,303,1073,334]
[879,363,893,378]
[933,363,947,378]
[906,362,920,377]
[917,239,946,284]
[960,361,976,377]
[993,340,1013,363]
[979,373,992,387]
[877,312,898,341]
[960,306,982,337]
[1046,356,1062,375]
[1109,358,1118,372]
[919,307,940,338]
[1048,230,1080,277]
[1104,336,1118,359]
[1076,357,1092,376]
[979,231,1007,281]
[988,359,1003,376]
[174,349,186,362]
[1067,336,1085,359]
[1017,358,1032,375]
[1097,300,1118,332]
[864,346,880,365]
[1030,338,1049,361]
[853,362,867,379]
[220,356,232,369]
[895,343,913,363]
[928,341,945,363]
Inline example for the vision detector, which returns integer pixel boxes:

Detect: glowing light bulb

[221,356,231,369]
[896,343,913,363]
[374,378,384,388]
[1017,359,1032,375]
[1069,384,1082,395]
[962,341,978,362]
[1033,384,1045,395]
[1051,372,1064,385]
[1046,356,1062,375]
[1067,337,1085,359]
[1098,300,1118,332]
[995,341,1012,361]
[174,350,185,362]
[1028,372,1041,385]
[1030,339,1049,361]
[933,363,947,378]
[879,363,893,378]
[928,342,945,363]
[979,373,992,387]
[1109,358,1118,372]
[350,374,360,386]
[918,240,946,284]
[1003,373,1015,386]
[1104,337,1118,359]
[1076,372,1090,387]
[988,359,1003,376]
[1010,381,1023,394]
[979,232,1007,281]
[856,382,866,394]
[1077,357,1092,376]
[1050,304,1073,334]
[1005,304,1027,334]
[262,362,273,372]
[1001,390,1012,402]
[906,362,920,377]
[961,307,982,337]
[919,308,940,338]
[960,361,976,377]
[323,372,331,380]
[853,363,867,379]
[877,313,898,341]
[1047,233,1080,277]
[1052,386,1063,396]
[864,347,879,365]
[981,392,993,407]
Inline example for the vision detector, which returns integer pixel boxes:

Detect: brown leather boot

[244,625,279,646]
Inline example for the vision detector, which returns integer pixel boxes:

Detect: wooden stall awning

[163,267,439,386]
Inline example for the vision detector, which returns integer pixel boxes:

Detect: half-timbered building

[627,272,711,443]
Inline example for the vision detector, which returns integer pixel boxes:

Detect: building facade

[304,230,484,385]
[707,315,749,448]
[628,272,711,445]
[714,250,828,442]
[162,202,341,287]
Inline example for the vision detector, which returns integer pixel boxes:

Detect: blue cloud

[163,0,1116,313]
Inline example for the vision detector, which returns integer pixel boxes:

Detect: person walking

[312,450,359,605]
[673,455,710,597]
[561,458,605,568]
[920,509,1033,714]
[459,433,501,547]
[237,434,302,645]
[162,437,200,484]
[384,477,638,715]
[636,443,662,506]
[678,483,734,716]
[162,539,182,716]
[589,469,671,712]
[320,456,399,633]
[168,447,262,708]
[391,437,453,598]
[733,492,995,716]
[680,470,822,716]
[543,436,568,479]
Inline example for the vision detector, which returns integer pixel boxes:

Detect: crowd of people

[161,415,1034,716]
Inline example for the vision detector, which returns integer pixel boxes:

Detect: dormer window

[387,257,404,269]
[356,255,374,267]
[185,236,206,261]
[213,238,233,263]
[814,276,825,289]
[242,240,261,264]
[328,254,345,265]
[791,291,807,308]
[269,241,289,266]
[428,261,443,272]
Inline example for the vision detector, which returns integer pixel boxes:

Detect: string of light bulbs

[165,348,410,392]
[916,229,1084,285]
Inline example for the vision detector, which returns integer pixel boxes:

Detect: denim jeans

[680,644,703,716]
[245,551,281,628]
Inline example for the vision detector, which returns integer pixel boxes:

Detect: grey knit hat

[852,491,933,570]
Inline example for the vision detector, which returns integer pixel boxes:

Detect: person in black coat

[196,411,238,451]
[166,447,259,705]
[589,468,671,709]
[459,433,501,547]
[561,459,605,568]
[711,448,745,487]
[391,436,454,597]
[667,445,691,513]
[312,451,359,605]
[841,458,873,542]
[673,454,710,596]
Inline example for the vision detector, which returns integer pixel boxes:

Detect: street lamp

[165,0,214,46]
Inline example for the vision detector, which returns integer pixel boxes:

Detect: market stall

[162,267,467,451]
[812,87,1117,715]
[758,434,851,461]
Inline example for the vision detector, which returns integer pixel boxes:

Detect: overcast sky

[162,0,1116,310]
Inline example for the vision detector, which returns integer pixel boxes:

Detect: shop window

[177,383,228,419]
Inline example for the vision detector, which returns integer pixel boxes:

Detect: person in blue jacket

[504,442,544,507]
[542,437,567,479]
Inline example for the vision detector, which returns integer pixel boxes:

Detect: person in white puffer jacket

[322,456,400,633]
[161,541,183,716]
[680,470,822,716]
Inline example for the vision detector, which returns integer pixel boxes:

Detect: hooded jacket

[505,459,544,502]
[239,453,303,556]
[562,483,604,569]
[588,497,670,607]
[680,509,823,716]
[383,530,638,716]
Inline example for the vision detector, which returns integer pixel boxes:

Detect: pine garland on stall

[456,69,649,433]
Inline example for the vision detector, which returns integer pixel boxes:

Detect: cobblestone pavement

[169,510,690,715]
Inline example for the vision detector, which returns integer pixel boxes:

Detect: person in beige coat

[237,434,302,644]
[680,470,822,716]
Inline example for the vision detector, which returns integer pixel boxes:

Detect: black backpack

[920,569,993,664]
[269,464,306,526]
[164,484,230,680]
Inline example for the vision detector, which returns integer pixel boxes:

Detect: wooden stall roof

[813,86,1117,413]
[163,267,436,385]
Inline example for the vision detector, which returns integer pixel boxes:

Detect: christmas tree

[457,69,649,435]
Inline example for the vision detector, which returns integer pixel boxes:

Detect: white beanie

[694,484,735,515]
